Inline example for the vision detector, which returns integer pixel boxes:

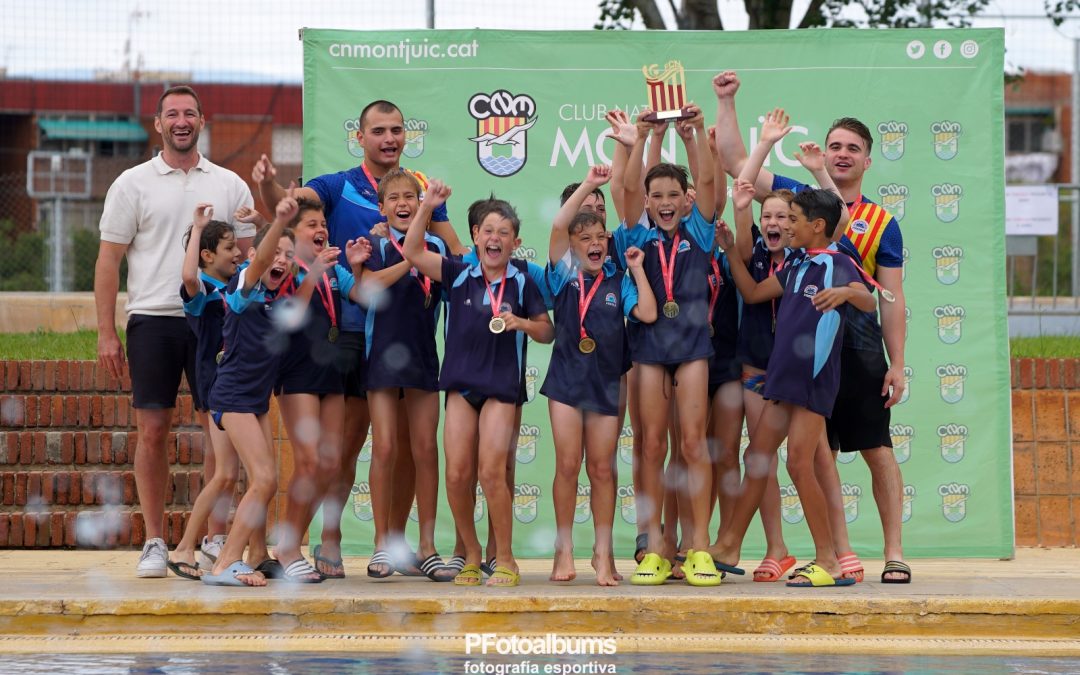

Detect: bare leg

[477,398,520,585]
[318,395,369,572]
[709,381,743,534]
[133,408,173,541]
[367,389,400,575]
[548,400,584,582]
[584,410,620,586]
[863,445,907,579]
[444,394,482,567]
[673,360,712,553]
[404,389,441,560]
[785,405,841,577]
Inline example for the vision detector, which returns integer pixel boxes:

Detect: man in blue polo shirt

[254,99,465,577]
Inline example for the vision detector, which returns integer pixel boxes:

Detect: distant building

[1004,71,1072,184]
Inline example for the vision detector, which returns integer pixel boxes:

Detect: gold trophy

[642,60,692,122]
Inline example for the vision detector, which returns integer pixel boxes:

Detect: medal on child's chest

[576,269,604,354]
[657,233,681,319]
[483,269,508,334]
[328,326,339,343]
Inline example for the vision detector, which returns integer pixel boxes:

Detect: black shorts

[127,314,199,410]
[335,330,367,399]
[827,348,892,452]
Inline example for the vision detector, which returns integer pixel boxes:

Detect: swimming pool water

[5,652,1080,675]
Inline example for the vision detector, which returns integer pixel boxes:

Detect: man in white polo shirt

[94,85,254,577]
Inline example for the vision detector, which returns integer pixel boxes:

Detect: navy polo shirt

[180,273,228,411]
[762,244,863,417]
[709,251,741,388]
[364,229,447,391]
[737,224,790,371]
[541,259,638,417]
[439,258,548,403]
[306,165,450,332]
[612,204,715,366]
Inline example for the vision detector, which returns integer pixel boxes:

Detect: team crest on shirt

[802,284,819,298]
[513,484,541,523]
[939,483,970,523]
[677,240,691,253]
[605,292,617,307]
[877,121,908,161]
[849,219,869,235]
[467,90,538,177]
[878,183,909,221]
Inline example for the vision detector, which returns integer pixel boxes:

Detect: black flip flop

[312,544,345,579]
[881,560,912,584]
[254,559,285,580]
[418,554,457,582]
[166,560,201,581]
[634,533,648,563]
[480,557,497,577]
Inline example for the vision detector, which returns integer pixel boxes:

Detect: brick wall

[0,358,1077,549]
[1011,358,1080,547]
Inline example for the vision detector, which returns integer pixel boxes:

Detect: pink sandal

[753,555,796,582]
[837,552,864,583]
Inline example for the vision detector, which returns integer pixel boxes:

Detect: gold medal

[662,301,680,319]
[880,289,896,303]
[489,316,506,334]
[424,295,433,309]
[328,326,339,343]
[215,350,224,364]
[578,337,596,354]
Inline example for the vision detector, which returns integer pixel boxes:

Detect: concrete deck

[1,548,1079,655]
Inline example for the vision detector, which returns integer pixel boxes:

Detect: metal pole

[51,197,63,293]
[1072,39,1080,299]
[427,0,435,29]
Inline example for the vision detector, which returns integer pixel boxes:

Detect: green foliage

[1010,335,1080,358]
[596,0,636,29]
[0,218,46,291]
[0,329,116,360]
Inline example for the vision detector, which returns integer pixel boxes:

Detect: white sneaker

[197,535,226,570]
[136,537,168,578]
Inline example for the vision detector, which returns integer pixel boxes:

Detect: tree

[597,0,1080,31]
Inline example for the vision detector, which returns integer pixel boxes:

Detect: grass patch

[0,329,122,361]
[1010,335,1080,359]
[1,330,1078,361]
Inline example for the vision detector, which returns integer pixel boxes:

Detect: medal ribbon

[768,257,782,331]
[577,269,604,341]
[482,268,507,319]
[707,258,721,326]
[388,234,433,305]
[360,161,380,196]
[803,248,894,300]
[296,259,338,330]
[656,233,681,305]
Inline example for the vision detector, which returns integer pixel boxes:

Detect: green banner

[304,28,1011,558]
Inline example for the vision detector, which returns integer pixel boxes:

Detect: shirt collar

[151,151,208,175]
[467,260,522,281]
[198,271,228,290]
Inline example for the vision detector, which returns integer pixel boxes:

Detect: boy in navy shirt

[203,188,372,587]
[168,204,242,579]
[361,168,454,581]
[711,184,875,588]
[402,180,553,588]
[613,104,722,587]
[544,165,657,586]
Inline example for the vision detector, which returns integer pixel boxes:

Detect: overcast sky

[0,0,1077,81]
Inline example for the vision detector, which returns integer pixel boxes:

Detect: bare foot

[549,548,577,582]
[591,555,620,587]
[706,543,741,572]
[210,563,266,586]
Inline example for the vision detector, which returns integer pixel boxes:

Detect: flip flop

[419,554,457,582]
[753,555,797,582]
[201,560,259,587]
[393,550,425,577]
[166,560,201,581]
[881,560,912,584]
[367,550,395,579]
[454,564,483,587]
[281,558,323,584]
[786,563,857,588]
[446,555,466,572]
[683,550,722,587]
[633,533,648,564]
[480,557,498,577]
[837,552,864,583]
[630,553,672,586]
[311,544,345,579]
[487,565,520,587]
[254,559,285,580]
[712,559,746,576]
